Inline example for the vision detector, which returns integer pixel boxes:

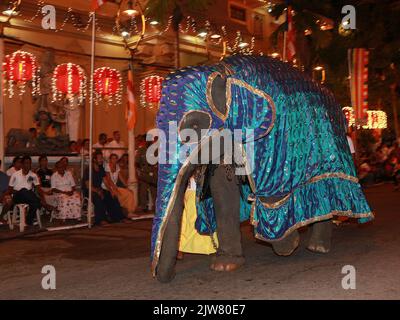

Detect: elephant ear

[206,72,230,122]
[226,78,276,143]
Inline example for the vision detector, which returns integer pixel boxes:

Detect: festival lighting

[3,50,40,97]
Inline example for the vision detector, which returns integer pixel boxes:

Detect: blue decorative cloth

[151,55,373,274]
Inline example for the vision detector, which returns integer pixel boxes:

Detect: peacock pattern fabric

[151,55,373,274]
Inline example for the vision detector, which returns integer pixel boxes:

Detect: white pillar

[128,128,138,210]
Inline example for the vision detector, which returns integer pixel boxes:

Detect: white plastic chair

[7,204,42,232]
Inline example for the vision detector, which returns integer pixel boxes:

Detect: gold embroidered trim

[309,172,359,184]
[254,210,374,243]
[220,61,235,76]
[259,172,359,209]
[206,72,231,121]
[261,193,292,209]
[227,78,277,140]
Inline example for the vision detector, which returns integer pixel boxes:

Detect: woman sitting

[105,153,137,218]
[36,155,56,212]
[51,161,82,221]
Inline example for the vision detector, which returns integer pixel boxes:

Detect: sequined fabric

[151,55,373,274]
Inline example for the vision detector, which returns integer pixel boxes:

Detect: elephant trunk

[155,164,195,283]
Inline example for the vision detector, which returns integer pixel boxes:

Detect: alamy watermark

[342,5,356,30]
[41,265,56,290]
[341,265,356,290]
[145,122,255,175]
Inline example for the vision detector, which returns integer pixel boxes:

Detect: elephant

[150,55,374,283]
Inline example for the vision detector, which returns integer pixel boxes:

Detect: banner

[126,63,137,130]
[348,48,369,124]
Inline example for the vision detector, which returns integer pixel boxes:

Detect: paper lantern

[52,63,87,105]
[93,67,122,106]
[3,50,40,97]
[140,75,163,107]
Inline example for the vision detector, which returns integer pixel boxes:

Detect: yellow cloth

[179,190,218,254]
[117,187,135,213]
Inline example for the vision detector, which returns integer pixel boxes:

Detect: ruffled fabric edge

[252,177,374,242]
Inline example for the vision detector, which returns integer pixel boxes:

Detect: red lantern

[52,63,87,105]
[141,75,163,107]
[93,67,122,106]
[3,50,40,97]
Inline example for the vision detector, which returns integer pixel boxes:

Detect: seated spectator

[51,161,82,221]
[69,141,79,153]
[0,160,12,219]
[8,156,42,226]
[59,156,77,181]
[105,153,137,218]
[117,154,129,189]
[106,131,125,159]
[82,152,129,226]
[93,133,108,158]
[6,156,22,177]
[80,139,90,156]
[36,155,56,212]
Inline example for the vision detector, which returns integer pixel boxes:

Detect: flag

[92,0,106,11]
[286,5,296,62]
[126,63,137,130]
[348,48,369,123]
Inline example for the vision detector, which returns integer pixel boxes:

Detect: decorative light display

[52,63,87,106]
[93,67,122,107]
[18,0,266,55]
[364,110,387,129]
[342,106,355,127]
[342,107,387,129]
[140,75,164,108]
[3,50,40,98]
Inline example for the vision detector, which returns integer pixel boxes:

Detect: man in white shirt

[106,131,125,159]
[6,156,22,177]
[8,156,42,226]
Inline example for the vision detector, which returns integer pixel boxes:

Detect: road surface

[0,184,399,299]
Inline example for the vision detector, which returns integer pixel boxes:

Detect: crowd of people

[0,130,158,229]
[357,140,400,189]
[68,130,126,159]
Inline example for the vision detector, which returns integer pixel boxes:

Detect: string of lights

[9,0,262,55]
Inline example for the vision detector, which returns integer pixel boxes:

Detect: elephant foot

[210,253,245,272]
[271,230,300,256]
[307,220,332,254]
[156,265,176,283]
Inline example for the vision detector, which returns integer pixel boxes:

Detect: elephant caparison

[150,55,373,283]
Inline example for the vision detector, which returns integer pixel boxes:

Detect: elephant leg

[209,165,244,272]
[307,219,332,253]
[271,230,300,256]
[156,167,194,283]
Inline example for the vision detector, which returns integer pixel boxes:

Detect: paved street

[0,184,399,300]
